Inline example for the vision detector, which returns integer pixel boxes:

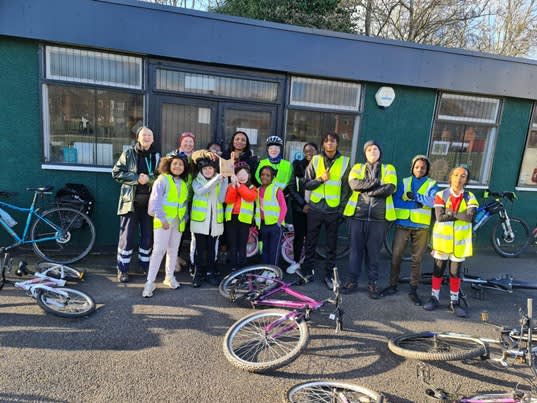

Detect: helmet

[266,136,283,147]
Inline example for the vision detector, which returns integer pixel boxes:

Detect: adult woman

[287,142,318,272]
[221,131,258,177]
[423,166,478,317]
[112,126,160,283]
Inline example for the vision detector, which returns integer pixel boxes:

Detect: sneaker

[423,296,439,311]
[368,284,380,299]
[380,285,398,297]
[163,276,180,290]
[408,290,423,306]
[117,271,129,283]
[341,281,358,294]
[192,274,203,288]
[323,274,334,290]
[142,281,156,298]
[286,262,300,274]
[449,300,467,318]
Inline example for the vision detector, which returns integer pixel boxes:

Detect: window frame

[516,103,537,190]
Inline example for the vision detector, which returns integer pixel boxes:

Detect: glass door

[156,96,216,155]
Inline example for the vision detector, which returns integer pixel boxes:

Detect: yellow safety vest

[432,189,478,258]
[153,174,188,232]
[343,163,397,221]
[255,159,292,189]
[255,184,281,227]
[191,180,224,224]
[224,185,256,224]
[309,155,350,208]
[395,176,436,225]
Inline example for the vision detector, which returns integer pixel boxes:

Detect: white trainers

[286,262,300,274]
[163,276,180,289]
[142,281,156,298]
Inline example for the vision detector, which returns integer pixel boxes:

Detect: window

[428,93,501,185]
[286,77,361,162]
[518,106,537,187]
[43,46,144,168]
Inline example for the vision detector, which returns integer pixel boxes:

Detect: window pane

[46,84,143,166]
[428,123,495,184]
[290,77,361,111]
[46,46,142,89]
[223,109,273,157]
[517,106,537,186]
[438,93,500,124]
[285,109,355,161]
[156,69,278,102]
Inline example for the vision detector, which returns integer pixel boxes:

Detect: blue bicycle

[0,186,95,264]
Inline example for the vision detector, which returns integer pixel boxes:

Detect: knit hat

[197,157,217,171]
[363,140,382,161]
[410,154,430,176]
[178,132,195,146]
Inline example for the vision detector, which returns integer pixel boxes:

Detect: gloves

[406,191,415,200]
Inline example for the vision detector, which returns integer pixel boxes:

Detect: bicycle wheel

[388,332,486,361]
[316,219,350,260]
[383,221,411,261]
[219,265,283,300]
[35,287,96,318]
[246,229,259,258]
[281,233,296,264]
[223,309,309,372]
[37,262,84,282]
[286,380,384,403]
[491,217,530,258]
[31,207,95,264]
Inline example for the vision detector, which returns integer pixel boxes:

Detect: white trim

[515,186,537,192]
[42,84,50,161]
[437,183,488,189]
[41,164,111,173]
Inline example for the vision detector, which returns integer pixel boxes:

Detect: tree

[209,0,355,33]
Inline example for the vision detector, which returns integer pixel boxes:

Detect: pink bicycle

[219,265,343,372]
[246,224,304,264]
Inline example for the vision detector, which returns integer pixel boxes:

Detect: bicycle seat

[26,186,54,193]
[486,190,516,201]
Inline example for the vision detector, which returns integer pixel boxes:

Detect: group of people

[112,126,478,318]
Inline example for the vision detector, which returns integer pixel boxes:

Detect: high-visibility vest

[432,189,478,258]
[191,180,224,224]
[343,163,397,221]
[153,174,188,232]
[309,155,350,208]
[255,184,281,227]
[256,159,292,189]
[225,185,256,224]
[394,176,436,225]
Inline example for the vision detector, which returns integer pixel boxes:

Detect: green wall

[0,37,120,248]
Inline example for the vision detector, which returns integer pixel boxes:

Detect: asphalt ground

[0,245,536,403]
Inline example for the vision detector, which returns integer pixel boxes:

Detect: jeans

[389,226,429,287]
[260,223,283,266]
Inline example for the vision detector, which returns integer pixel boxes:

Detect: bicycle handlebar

[484,190,516,201]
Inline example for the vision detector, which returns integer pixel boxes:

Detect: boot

[408,286,422,306]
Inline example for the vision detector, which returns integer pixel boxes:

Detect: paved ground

[0,245,536,402]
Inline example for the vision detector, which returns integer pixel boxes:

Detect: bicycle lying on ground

[0,187,95,264]
[384,190,531,260]
[219,265,343,372]
[0,247,95,318]
[285,380,384,402]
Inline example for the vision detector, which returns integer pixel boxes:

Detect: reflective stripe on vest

[394,177,436,225]
[225,186,256,224]
[343,163,397,221]
[256,159,292,189]
[309,155,350,207]
[154,175,188,232]
[431,189,478,258]
[255,184,281,227]
[191,182,224,224]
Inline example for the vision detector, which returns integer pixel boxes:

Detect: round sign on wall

[375,86,396,108]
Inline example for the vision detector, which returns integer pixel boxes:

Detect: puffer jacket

[111,146,160,215]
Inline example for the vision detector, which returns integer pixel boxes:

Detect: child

[142,155,189,298]
[255,136,292,189]
[256,166,287,266]
[224,161,258,270]
[190,157,228,287]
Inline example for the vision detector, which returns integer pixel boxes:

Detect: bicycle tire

[218,265,283,300]
[491,217,530,258]
[223,309,309,373]
[35,287,96,318]
[246,229,259,258]
[316,219,350,260]
[388,332,486,361]
[281,234,295,264]
[286,380,384,403]
[37,262,84,282]
[31,207,95,264]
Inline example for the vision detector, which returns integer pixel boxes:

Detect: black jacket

[288,158,309,213]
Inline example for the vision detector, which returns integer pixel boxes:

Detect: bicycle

[383,190,531,260]
[219,265,343,373]
[286,380,384,402]
[388,298,537,375]
[0,247,95,318]
[0,187,95,264]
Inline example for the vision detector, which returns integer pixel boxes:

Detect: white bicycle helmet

[266,136,283,147]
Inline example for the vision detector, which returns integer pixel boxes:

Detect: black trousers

[193,232,217,274]
[226,215,251,269]
[347,219,386,284]
[116,203,153,273]
[303,209,339,276]
[292,210,307,263]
